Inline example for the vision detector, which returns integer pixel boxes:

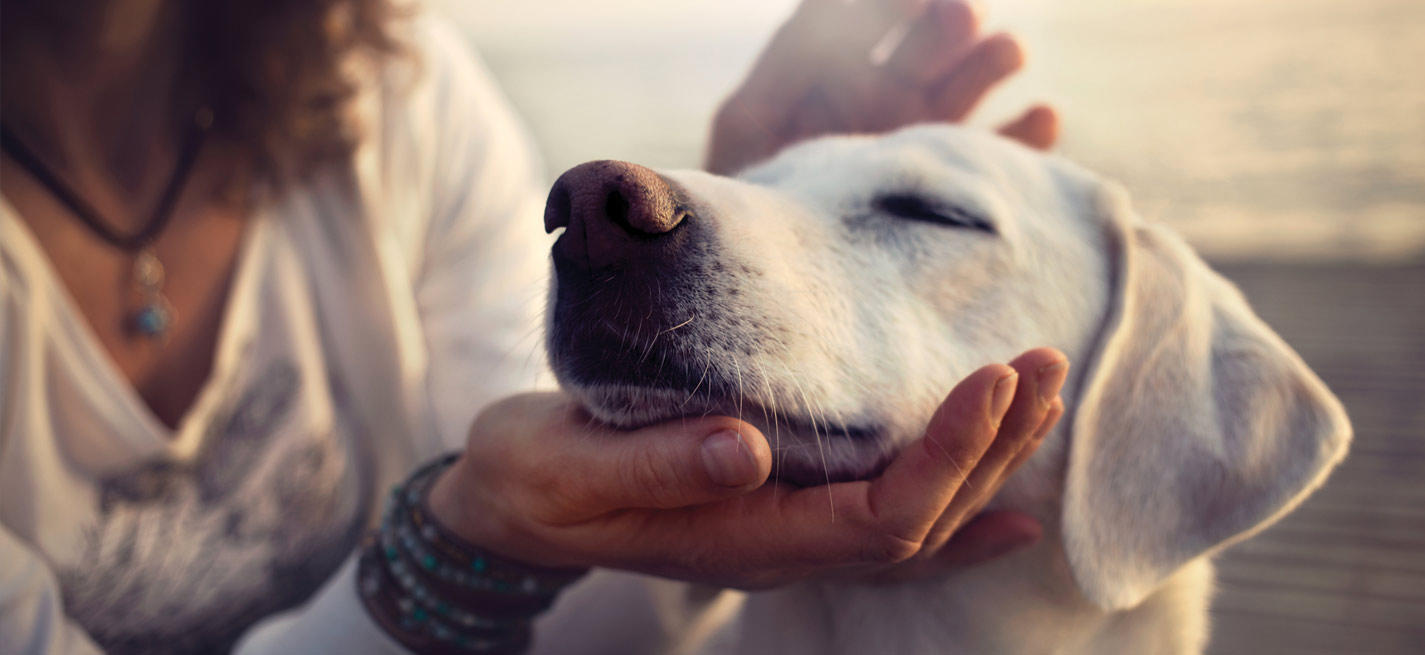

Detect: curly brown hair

[191,0,408,188]
[3,0,407,193]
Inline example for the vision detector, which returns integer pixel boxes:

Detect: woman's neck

[1,0,195,218]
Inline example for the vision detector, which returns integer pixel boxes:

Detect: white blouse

[0,14,555,653]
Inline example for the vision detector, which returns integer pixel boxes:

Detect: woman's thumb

[580,418,772,511]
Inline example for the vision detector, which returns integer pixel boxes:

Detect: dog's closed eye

[873,193,995,233]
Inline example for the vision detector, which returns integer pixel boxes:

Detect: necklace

[0,107,212,340]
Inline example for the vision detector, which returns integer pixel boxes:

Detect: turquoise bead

[133,304,170,336]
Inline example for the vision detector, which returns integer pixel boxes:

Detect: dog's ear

[1061,183,1351,610]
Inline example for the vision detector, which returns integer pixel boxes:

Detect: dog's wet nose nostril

[603,190,633,234]
[546,159,689,270]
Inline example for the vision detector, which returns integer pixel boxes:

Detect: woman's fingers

[952,350,1066,502]
[883,0,980,84]
[997,104,1060,150]
[922,349,1067,545]
[708,0,1058,174]
[1006,395,1063,473]
[795,0,932,52]
[463,393,772,525]
[860,350,1066,583]
[556,417,773,517]
[930,32,1026,122]
[736,0,928,120]
[857,363,1018,542]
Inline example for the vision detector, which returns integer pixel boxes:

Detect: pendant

[129,248,174,339]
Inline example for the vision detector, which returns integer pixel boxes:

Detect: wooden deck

[1206,258,1425,654]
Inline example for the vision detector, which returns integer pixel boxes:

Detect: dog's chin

[565,382,897,488]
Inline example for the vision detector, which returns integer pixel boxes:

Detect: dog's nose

[544,160,688,270]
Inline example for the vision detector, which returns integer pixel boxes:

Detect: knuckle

[625,447,684,507]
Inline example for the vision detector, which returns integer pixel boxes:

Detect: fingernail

[991,372,1018,421]
[701,430,758,487]
[1036,361,1069,405]
[1032,398,1064,440]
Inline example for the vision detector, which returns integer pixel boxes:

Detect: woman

[0,0,1064,652]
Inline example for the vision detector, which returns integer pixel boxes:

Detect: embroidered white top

[0,14,555,654]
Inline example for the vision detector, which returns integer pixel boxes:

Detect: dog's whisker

[680,352,713,408]
[751,359,783,495]
[660,313,696,335]
[788,375,835,519]
[637,325,660,365]
[733,360,745,429]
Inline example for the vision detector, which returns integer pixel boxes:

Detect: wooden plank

[1202,259,1425,654]
[1210,610,1425,655]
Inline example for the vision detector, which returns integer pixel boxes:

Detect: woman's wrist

[426,459,496,548]
[357,454,587,653]
[421,461,484,541]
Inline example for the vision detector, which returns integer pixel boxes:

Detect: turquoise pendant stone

[133,303,171,337]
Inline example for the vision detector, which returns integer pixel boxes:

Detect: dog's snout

[545,160,688,270]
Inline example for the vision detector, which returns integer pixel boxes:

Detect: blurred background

[435,0,1424,652]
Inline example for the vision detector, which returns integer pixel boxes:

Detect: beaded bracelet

[358,454,587,653]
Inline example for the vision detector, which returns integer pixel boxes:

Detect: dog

[535,124,1351,654]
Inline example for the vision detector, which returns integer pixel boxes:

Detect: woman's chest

[5,171,250,429]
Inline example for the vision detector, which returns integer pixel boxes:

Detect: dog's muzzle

[544,160,714,393]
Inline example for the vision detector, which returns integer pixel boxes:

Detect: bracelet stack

[358,454,587,654]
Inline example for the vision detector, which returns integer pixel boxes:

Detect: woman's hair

[192,0,407,190]
[6,0,407,193]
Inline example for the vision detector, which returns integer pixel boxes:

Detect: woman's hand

[426,348,1068,590]
[706,0,1059,175]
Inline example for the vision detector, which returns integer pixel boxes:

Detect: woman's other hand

[706,0,1059,175]
[426,348,1067,590]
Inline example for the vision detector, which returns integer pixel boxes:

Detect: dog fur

[536,125,1352,654]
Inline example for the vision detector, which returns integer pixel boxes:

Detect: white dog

[534,125,1352,654]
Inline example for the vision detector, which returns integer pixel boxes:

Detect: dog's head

[543,124,1349,608]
